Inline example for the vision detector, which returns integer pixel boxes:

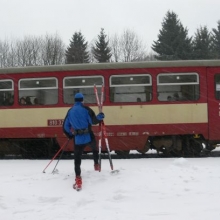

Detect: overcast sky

[0,0,220,51]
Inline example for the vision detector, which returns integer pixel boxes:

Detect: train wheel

[190,139,203,156]
[182,136,203,156]
[206,144,216,151]
[115,150,130,158]
[137,141,150,154]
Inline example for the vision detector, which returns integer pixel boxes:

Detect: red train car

[0,60,220,158]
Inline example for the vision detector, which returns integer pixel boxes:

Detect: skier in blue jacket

[63,93,104,190]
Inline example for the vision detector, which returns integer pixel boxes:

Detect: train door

[207,67,220,142]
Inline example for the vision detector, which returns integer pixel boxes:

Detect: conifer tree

[92,28,112,62]
[65,32,89,64]
[192,26,212,59]
[211,21,220,59]
[152,11,193,60]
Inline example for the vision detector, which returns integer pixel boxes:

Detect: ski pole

[42,139,70,173]
[51,138,70,174]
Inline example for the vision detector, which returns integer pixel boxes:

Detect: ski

[101,120,113,170]
[94,84,103,172]
[94,84,114,171]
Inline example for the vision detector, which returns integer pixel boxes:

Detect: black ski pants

[74,132,98,177]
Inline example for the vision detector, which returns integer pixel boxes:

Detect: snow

[1,156,220,220]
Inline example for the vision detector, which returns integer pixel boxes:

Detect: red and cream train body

[0,60,220,158]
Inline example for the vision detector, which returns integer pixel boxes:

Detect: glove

[67,133,74,139]
[97,112,105,121]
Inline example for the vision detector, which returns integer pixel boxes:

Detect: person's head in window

[20,97,26,105]
[173,93,179,101]
[26,96,32,105]
[167,96,172,101]
[3,94,14,106]
[9,95,14,105]
[34,98,39,105]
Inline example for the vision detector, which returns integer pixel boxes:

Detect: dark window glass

[215,74,220,100]
[0,80,14,106]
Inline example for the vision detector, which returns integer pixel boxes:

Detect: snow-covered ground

[1,156,220,220]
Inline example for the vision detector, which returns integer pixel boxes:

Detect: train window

[63,76,104,104]
[215,74,220,99]
[157,73,199,101]
[19,78,58,105]
[110,74,152,102]
[0,80,14,106]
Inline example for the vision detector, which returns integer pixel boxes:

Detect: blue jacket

[63,102,100,145]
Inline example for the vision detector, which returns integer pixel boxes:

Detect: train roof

[0,60,220,74]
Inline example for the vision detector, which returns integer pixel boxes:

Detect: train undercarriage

[137,134,215,157]
[0,138,60,159]
[0,134,216,159]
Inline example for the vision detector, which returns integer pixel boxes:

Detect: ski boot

[94,163,100,171]
[73,176,82,191]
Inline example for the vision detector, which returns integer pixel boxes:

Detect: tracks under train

[2,149,220,159]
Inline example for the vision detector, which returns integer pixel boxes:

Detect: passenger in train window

[167,96,172,101]
[19,97,26,105]
[4,95,14,106]
[63,92,105,190]
[25,96,32,105]
[181,91,190,101]
[173,92,179,101]
[34,98,39,105]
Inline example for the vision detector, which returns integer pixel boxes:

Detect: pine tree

[92,28,112,62]
[211,21,220,59]
[151,11,193,60]
[65,32,89,64]
[192,26,212,59]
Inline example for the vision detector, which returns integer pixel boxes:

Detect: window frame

[18,77,58,106]
[110,74,152,87]
[0,79,14,106]
[109,74,152,103]
[157,72,200,102]
[19,77,58,90]
[0,79,14,91]
[63,75,104,89]
[157,72,199,86]
[214,74,220,100]
[63,75,104,104]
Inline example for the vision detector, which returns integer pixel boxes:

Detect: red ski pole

[42,139,70,173]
